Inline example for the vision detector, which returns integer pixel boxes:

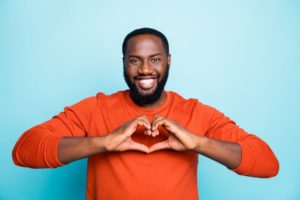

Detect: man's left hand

[148,115,199,152]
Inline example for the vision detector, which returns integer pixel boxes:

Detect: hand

[149,115,199,152]
[104,115,151,153]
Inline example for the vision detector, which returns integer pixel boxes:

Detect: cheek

[157,65,168,75]
[125,67,137,79]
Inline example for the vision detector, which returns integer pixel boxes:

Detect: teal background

[1,1,299,199]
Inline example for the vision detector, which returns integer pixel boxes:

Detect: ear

[167,54,171,66]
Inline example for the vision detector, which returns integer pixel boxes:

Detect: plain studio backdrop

[1,1,299,199]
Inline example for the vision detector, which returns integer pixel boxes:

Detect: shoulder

[61,91,125,118]
[95,90,126,108]
[168,91,200,109]
[167,91,200,116]
[96,90,124,100]
[64,91,124,111]
[168,91,197,105]
[168,91,220,115]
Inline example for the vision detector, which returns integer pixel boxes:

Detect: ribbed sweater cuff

[45,134,65,168]
[231,141,253,175]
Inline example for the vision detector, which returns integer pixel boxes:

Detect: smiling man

[123,30,170,107]
[13,28,279,200]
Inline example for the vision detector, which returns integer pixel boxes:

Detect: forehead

[126,34,165,56]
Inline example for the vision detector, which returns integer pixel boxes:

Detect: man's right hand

[104,115,151,153]
[58,115,151,164]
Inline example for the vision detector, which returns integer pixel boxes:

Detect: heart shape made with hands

[131,125,170,148]
[113,115,190,153]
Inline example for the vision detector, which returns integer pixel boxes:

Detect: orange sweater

[13,90,279,200]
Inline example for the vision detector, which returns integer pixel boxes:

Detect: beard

[123,65,169,106]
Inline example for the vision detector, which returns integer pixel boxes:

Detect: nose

[138,62,153,75]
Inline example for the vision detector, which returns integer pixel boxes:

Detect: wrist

[192,135,208,153]
[91,136,108,152]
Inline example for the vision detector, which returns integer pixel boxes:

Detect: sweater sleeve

[12,96,96,168]
[203,104,279,178]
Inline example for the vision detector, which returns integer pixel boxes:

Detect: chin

[138,91,155,98]
[135,82,158,96]
[137,88,157,96]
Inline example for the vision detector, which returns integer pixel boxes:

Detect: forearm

[58,136,108,164]
[194,136,242,169]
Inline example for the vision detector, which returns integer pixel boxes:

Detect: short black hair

[122,27,169,56]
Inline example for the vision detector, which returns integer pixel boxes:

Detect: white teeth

[140,79,153,85]
[137,78,155,89]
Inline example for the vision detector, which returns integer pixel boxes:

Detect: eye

[151,57,161,63]
[129,58,140,65]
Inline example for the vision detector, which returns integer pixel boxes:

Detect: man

[13,28,279,200]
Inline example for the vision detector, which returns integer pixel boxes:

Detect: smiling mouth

[135,76,158,90]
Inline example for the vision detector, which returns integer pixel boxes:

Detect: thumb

[149,140,170,153]
[128,141,150,153]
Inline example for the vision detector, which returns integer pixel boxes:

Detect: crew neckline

[123,90,172,114]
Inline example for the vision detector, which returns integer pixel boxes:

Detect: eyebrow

[128,53,163,58]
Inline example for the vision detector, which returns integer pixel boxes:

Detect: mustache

[134,75,159,80]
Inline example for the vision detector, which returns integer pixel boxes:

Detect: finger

[155,118,179,135]
[129,141,149,153]
[123,120,148,137]
[136,119,151,130]
[151,115,164,129]
[144,129,152,136]
[149,140,170,153]
[152,117,168,131]
[152,114,160,124]
[152,115,163,137]
[151,119,166,137]
[151,115,160,130]
[131,118,151,131]
[153,129,159,137]
[150,115,162,137]
[136,116,151,130]
[137,115,154,136]
[138,114,151,125]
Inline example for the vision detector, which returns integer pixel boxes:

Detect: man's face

[123,34,171,106]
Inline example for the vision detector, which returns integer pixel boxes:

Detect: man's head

[122,28,169,57]
[122,28,171,107]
